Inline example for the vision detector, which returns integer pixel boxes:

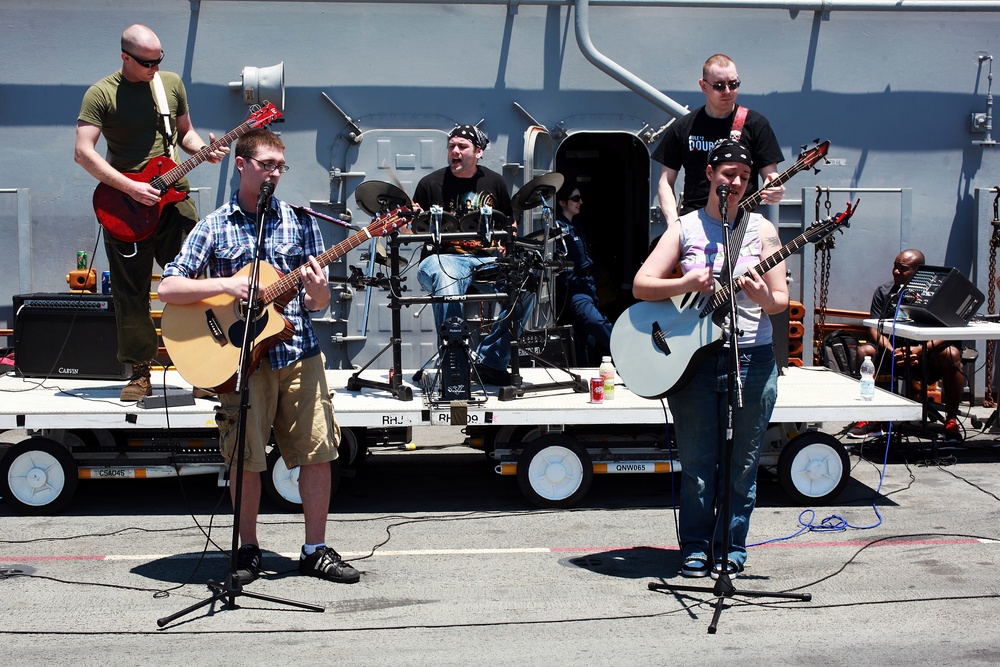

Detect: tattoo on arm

[764,234,781,248]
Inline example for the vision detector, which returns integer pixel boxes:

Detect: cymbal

[512,172,564,212]
[411,211,459,233]
[354,180,413,217]
[459,210,508,232]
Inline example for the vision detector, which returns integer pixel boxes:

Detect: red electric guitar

[92,102,283,243]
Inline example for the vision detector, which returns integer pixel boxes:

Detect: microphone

[716,183,730,217]
[257,181,275,209]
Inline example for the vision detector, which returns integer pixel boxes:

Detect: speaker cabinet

[12,293,130,380]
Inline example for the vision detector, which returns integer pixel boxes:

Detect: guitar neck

[157,121,255,187]
[738,154,811,213]
[259,212,402,304]
[706,231,811,313]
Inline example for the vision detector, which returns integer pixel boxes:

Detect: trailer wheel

[338,427,367,468]
[517,436,592,508]
[778,431,849,505]
[0,438,79,515]
[262,447,342,512]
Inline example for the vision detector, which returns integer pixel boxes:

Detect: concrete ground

[1,410,999,665]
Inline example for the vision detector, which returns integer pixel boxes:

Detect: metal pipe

[204,0,1000,9]
[574,0,689,118]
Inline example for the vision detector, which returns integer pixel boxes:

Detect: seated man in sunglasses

[652,53,785,223]
[75,24,227,401]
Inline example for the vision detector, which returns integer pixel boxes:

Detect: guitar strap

[719,208,750,287]
[721,105,751,281]
[151,73,175,160]
[729,105,749,141]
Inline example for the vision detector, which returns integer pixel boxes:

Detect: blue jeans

[666,344,778,568]
[416,253,535,370]
[565,291,613,367]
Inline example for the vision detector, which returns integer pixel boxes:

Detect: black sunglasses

[122,49,164,69]
[710,80,741,92]
[567,194,583,202]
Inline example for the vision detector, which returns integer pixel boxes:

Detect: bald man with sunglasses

[652,54,785,224]
[75,24,227,401]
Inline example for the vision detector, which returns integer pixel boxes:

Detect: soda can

[101,271,112,295]
[77,251,88,270]
[590,377,605,403]
[388,367,395,384]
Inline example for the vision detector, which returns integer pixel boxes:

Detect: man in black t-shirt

[846,249,965,441]
[652,54,785,222]
[414,125,531,386]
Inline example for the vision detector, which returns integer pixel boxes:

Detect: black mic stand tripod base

[157,188,324,627]
[646,196,810,634]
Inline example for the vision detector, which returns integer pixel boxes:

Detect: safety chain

[812,188,834,364]
[985,187,1000,407]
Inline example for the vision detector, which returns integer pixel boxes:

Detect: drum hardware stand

[422,317,489,405]
[647,193,811,633]
[493,250,588,401]
[345,228,512,401]
[158,189,323,628]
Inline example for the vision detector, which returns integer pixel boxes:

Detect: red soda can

[590,377,605,403]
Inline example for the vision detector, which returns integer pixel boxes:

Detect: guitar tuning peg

[813,137,820,143]
[814,168,822,175]
[800,144,807,152]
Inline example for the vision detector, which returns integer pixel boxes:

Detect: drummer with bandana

[413,124,533,386]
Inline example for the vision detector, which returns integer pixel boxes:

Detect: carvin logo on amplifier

[12,293,130,380]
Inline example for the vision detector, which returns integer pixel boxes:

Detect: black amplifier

[899,265,984,327]
[517,326,576,367]
[12,293,130,380]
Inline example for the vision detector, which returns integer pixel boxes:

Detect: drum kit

[346,170,584,402]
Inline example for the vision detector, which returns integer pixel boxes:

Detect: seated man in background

[847,249,965,440]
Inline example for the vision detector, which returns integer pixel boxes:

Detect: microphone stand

[158,185,324,627]
[648,191,811,634]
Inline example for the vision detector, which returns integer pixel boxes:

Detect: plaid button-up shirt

[162,192,325,369]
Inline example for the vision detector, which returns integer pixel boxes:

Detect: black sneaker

[474,362,511,386]
[299,546,361,584]
[235,544,262,584]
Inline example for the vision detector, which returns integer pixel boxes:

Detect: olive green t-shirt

[78,70,191,191]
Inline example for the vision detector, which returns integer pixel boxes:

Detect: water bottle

[860,355,875,401]
[599,356,616,400]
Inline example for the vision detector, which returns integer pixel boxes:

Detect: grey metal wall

[2,1,999,385]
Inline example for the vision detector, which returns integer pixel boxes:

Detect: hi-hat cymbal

[355,180,413,216]
[511,172,564,212]
[459,210,508,232]
[411,211,459,233]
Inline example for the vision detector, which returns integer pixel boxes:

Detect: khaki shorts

[216,353,340,473]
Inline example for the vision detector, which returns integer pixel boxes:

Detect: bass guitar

[93,102,283,243]
[738,139,830,213]
[161,207,411,392]
[610,200,858,399]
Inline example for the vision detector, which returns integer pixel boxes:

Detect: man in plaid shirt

[159,129,360,585]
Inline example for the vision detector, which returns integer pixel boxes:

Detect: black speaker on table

[900,265,984,327]
[12,293,129,380]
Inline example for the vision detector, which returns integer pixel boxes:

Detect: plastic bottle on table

[859,355,875,401]
[599,356,616,400]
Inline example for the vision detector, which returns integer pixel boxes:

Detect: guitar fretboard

[738,141,829,213]
[260,210,407,304]
[154,122,255,189]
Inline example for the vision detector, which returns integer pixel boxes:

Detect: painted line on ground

[0,537,992,563]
